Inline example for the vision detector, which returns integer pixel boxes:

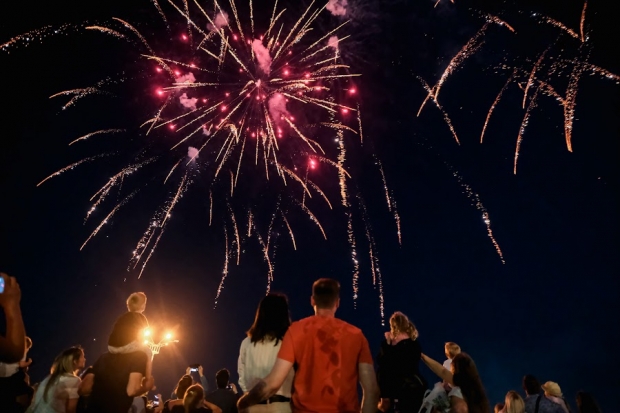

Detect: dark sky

[1,0,618,411]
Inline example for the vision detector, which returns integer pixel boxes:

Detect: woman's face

[74,351,86,370]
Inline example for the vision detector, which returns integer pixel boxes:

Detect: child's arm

[421,353,453,385]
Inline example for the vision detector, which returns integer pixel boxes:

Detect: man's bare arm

[0,273,26,363]
[237,358,293,410]
[359,362,380,413]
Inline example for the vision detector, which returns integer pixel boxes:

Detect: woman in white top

[238,293,294,413]
[28,346,86,413]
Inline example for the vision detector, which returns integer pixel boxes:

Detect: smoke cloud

[326,0,347,16]
[179,93,198,110]
[268,93,290,125]
[207,11,229,31]
[328,35,339,51]
[252,39,272,75]
[188,146,199,160]
[175,72,196,84]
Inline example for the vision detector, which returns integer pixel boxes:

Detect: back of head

[247,293,291,344]
[215,368,230,389]
[183,384,204,413]
[312,278,340,309]
[44,346,83,401]
[452,353,490,413]
[389,311,419,340]
[505,390,525,413]
[576,391,601,413]
[522,375,541,396]
[127,292,147,313]
[445,342,461,359]
[175,375,194,399]
[108,311,149,347]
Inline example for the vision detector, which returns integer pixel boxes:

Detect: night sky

[1,0,618,411]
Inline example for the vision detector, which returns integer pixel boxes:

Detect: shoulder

[335,318,364,335]
[240,336,252,348]
[62,375,81,385]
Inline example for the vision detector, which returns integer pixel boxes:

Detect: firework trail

[214,225,230,306]
[357,195,385,324]
[416,77,460,144]
[376,157,402,245]
[68,129,125,146]
[86,159,156,221]
[280,211,296,250]
[80,190,140,251]
[538,15,579,40]
[514,86,541,174]
[580,1,588,42]
[85,26,127,40]
[480,72,514,143]
[1,24,82,53]
[37,154,111,187]
[50,88,112,110]
[444,162,505,264]
[417,24,488,116]
[523,45,552,108]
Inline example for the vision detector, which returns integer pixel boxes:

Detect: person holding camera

[205,369,239,413]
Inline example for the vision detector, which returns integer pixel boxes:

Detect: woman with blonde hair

[376,311,427,413]
[504,390,525,413]
[168,384,213,413]
[27,346,86,413]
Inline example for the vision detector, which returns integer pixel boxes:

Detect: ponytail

[183,384,204,413]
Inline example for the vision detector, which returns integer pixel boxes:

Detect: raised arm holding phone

[0,272,26,364]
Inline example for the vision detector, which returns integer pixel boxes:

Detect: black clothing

[377,338,428,413]
[205,388,240,413]
[86,351,148,413]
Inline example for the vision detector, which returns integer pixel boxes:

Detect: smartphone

[0,277,4,294]
[190,368,198,372]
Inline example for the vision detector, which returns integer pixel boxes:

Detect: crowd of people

[0,272,604,413]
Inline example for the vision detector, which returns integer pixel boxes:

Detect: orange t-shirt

[277,315,374,413]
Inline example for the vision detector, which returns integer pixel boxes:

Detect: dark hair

[175,375,194,399]
[108,312,149,347]
[312,278,340,309]
[184,384,204,413]
[215,369,230,389]
[247,293,291,345]
[452,353,490,413]
[576,391,601,413]
[522,374,541,396]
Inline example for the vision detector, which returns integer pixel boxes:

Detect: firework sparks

[514,86,541,174]
[445,162,505,264]
[480,73,514,144]
[417,24,488,115]
[417,77,460,144]
[68,129,125,146]
[37,154,111,187]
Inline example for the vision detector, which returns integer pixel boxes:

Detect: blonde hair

[44,347,83,401]
[444,342,461,359]
[504,390,525,413]
[390,311,418,340]
[183,384,204,413]
[127,292,147,313]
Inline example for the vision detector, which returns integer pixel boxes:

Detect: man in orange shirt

[238,278,379,413]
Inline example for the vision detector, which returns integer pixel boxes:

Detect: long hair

[174,375,194,399]
[183,384,204,413]
[504,390,525,413]
[452,353,491,413]
[389,311,418,340]
[247,293,291,345]
[576,391,601,413]
[44,347,83,401]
